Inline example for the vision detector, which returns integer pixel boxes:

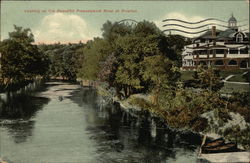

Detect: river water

[0,81,203,163]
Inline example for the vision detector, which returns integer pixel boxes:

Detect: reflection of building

[182,15,250,70]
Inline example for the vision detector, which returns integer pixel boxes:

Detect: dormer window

[236,33,243,42]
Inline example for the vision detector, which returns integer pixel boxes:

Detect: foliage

[101,20,133,43]
[40,42,83,80]
[141,55,180,105]
[98,53,118,86]
[0,25,49,85]
[78,20,182,98]
[228,92,250,123]
[129,97,154,111]
[190,66,224,91]
[77,38,112,80]
[142,55,180,89]
[152,88,226,131]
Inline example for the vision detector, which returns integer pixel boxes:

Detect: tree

[0,25,48,84]
[98,52,118,86]
[133,21,163,37]
[41,42,83,80]
[101,20,132,43]
[77,38,112,80]
[114,34,165,97]
[78,20,182,99]
[141,55,180,105]
[193,66,224,91]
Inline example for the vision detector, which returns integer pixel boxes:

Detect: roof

[194,30,222,40]
[217,28,236,39]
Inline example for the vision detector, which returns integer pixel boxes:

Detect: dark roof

[217,28,236,38]
[194,30,222,40]
[193,27,249,42]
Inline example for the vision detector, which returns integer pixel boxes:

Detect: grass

[180,71,194,81]
[181,69,249,93]
[181,69,246,81]
[220,69,246,79]
[220,82,250,94]
[227,74,248,82]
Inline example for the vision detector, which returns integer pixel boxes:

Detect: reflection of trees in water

[0,93,50,119]
[68,86,99,108]
[0,93,50,143]
[3,121,35,143]
[70,87,201,162]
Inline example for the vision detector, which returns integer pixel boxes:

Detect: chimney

[212,26,216,38]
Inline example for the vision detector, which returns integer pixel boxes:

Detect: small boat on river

[198,136,250,162]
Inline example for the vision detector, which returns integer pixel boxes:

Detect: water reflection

[78,92,202,163]
[0,82,204,163]
[0,93,50,144]
[0,93,50,120]
[2,121,35,143]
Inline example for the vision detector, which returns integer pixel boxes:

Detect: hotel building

[182,15,250,70]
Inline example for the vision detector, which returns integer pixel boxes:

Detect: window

[236,33,243,42]
[197,50,207,55]
[240,48,248,54]
[229,48,238,54]
[209,50,214,54]
[228,60,237,66]
[215,49,225,54]
[240,61,247,68]
[215,60,224,66]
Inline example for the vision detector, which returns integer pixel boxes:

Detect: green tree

[193,66,224,91]
[141,55,180,105]
[114,34,166,97]
[0,25,48,85]
[101,20,132,43]
[78,38,112,80]
[41,42,83,80]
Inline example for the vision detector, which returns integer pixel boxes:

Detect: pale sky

[1,1,249,43]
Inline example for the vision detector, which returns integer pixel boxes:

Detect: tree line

[0,25,84,91]
[77,20,189,99]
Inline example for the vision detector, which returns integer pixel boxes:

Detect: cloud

[154,12,222,38]
[34,13,97,44]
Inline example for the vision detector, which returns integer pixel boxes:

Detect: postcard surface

[0,1,249,163]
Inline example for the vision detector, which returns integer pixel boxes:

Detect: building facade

[182,15,250,70]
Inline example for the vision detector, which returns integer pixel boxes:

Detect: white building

[182,15,250,70]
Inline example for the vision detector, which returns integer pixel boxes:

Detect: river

[0,81,203,163]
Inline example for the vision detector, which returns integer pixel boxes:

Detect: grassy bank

[220,82,250,94]
[181,70,250,94]
[181,69,247,81]
[97,83,250,150]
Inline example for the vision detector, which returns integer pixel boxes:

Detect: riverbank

[95,82,250,150]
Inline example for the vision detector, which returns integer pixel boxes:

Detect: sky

[1,0,249,44]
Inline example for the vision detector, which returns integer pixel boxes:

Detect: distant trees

[0,25,84,88]
[39,42,83,80]
[0,25,49,85]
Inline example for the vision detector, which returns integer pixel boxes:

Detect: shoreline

[94,82,250,150]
